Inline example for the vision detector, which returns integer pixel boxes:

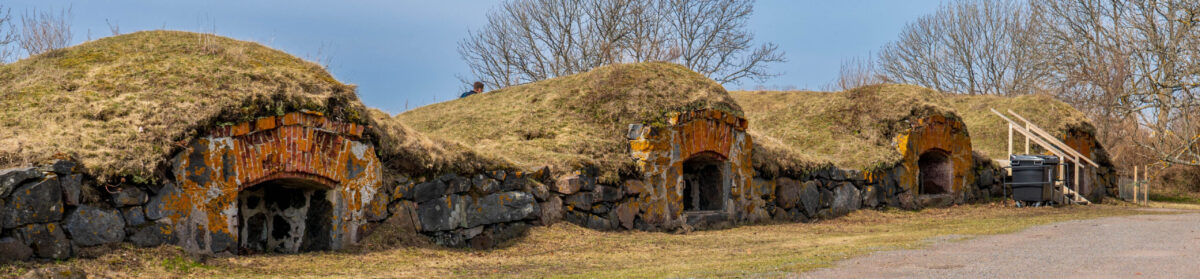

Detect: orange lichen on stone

[1061,130,1096,160]
[894,114,975,201]
[166,112,382,254]
[624,109,759,229]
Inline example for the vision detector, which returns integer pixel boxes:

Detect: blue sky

[4,0,943,114]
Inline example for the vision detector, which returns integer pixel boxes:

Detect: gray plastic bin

[1010,155,1058,202]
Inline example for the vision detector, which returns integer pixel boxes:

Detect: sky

[3,0,944,114]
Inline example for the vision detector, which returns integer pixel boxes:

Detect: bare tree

[664,0,785,84]
[878,0,1047,96]
[106,19,120,36]
[459,0,785,88]
[829,55,886,91]
[0,6,17,64]
[18,6,72,56]
[1036,0,1200,167]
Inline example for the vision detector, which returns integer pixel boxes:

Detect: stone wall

[593,109,759,231]
[0,109,1092,262]
[552,111,1000,232]
[361,169,546,249]
[552,162,1003,232]
[894,114,979,207]
[0,159,175,262]
[1,111,548,262]
[160,111,382,255]
[1061,129,1117,202]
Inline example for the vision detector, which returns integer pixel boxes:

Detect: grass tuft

[732,84,1101,172]
[397,62,741,182]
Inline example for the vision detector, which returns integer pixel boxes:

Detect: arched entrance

[918,149,953,195]
[165,112,382,255]
[237,177,334,254]
[682,152,727,212]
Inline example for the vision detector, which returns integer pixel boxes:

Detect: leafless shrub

[1036,0,1200,167]
[877,0,1046,96]
[17,6,73,57]
[459,0,785,88]
[307,41,334,71]
[829,55,887,91]
[196,16,220,55]
[0,6,17,64]
[106,19,120,36]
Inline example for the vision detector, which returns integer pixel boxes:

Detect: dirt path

[798,209,1200,278]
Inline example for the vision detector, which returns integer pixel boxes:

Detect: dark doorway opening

[237,179,333,254]
[682,152,726,211]
[919,149,953,195]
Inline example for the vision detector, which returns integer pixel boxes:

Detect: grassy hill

[397,62,742,182]
[732,84,1097,171]
[0,30,497,183]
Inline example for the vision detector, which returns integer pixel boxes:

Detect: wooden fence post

[1144,165,1150,206]
[1134,165,1139,204]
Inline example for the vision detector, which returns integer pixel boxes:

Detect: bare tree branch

[0,6,17,64]
[878,0,1047,96]
[459,0,784,88]
[18,6,72,56]
[1038,0,1200,167]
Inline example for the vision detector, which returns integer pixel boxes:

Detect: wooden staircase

[991,109,1099,205]
[1059,183,1091,205]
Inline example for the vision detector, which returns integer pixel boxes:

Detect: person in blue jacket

[460,81,485,98]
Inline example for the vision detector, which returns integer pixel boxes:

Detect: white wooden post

[1074,162,1080,203]
[1008,124,1013,157]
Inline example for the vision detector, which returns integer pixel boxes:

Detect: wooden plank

[1008,124,1013,158]
[1007,110,1100,168]
[989,109,1074,161]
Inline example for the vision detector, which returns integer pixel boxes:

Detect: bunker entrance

[237,178,333,254]
[682,152,726,212]
[919,149,953,195]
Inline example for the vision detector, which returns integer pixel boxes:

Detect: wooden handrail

[990,109,1075,163]
[1006,110,1100,168]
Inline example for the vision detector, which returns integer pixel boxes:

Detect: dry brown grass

[1147,165,1200,204]
[732,85,958,171]
[0,203,1151,278]
[397,62,742,182]
[940,92,1095,160]
[731,84,1098,171]
[0,30,502,182]
[0,30,364,183]
[366,108,512,176]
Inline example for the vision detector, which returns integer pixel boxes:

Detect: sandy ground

[798,209,1200,279]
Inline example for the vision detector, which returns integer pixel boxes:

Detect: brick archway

[627,109,755,230]
[162,111,382,255]
[896,114,974,205]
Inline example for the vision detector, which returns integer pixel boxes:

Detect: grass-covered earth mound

[0,30,498,183]
[397,62,742,182]
[731,84,1098,171]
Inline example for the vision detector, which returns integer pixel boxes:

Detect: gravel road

[798,209,1200,278]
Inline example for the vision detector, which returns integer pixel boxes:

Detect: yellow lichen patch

[165,113,382,254]
[895,114,975,197]
[624,109,758,229]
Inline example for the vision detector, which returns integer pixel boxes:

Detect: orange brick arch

[894,114,975,203]
[162,111,382,255]
[627,109,758,230]
[675,110,749,161]
[208,112,369,192]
